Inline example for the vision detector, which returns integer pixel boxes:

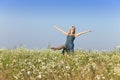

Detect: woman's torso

[65,34,75,48]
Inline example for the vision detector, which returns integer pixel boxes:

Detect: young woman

[51,26,91,54]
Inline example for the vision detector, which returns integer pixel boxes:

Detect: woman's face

[70,27,75,34]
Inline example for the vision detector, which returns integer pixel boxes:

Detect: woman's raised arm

[75,30,91,37]
[53,26,68,35]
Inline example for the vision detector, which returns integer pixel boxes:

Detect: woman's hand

[88,30,92,32]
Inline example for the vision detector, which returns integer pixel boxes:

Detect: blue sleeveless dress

[62,35,75,54]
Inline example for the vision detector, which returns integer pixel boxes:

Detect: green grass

[0,48,120,80]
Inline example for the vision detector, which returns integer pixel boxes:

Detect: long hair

[69,26,76,34]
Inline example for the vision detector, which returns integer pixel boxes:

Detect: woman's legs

[51,45,66,50]
[51,44,74,54]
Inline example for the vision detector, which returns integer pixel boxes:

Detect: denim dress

[62,35,75,54]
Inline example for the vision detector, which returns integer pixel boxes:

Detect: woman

[51,25,91,54]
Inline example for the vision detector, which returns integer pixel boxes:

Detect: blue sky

[0,0,120,50]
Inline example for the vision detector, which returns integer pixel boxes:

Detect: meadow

[0,47,120,80]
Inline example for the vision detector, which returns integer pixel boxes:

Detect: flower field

[0,48,120,80]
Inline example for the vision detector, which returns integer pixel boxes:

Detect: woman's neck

[68,33,75,36]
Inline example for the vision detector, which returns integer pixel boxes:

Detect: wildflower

[27,71,32,76]
[96,75,101,80]
[66,66,70,70]
[21,69,25,72]
[36,75,42,79]
[13,75,18,80]
[102,76,106,80]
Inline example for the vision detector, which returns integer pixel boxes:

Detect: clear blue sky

[0,0,120,50]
